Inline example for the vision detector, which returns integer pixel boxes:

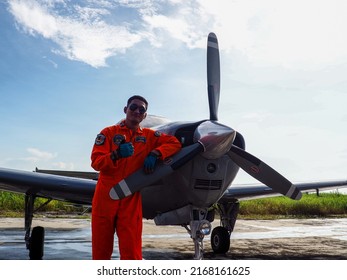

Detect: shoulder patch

[154,131,162,137]
[95,134,106,146]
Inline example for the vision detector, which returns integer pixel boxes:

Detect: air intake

[194,179,223,190]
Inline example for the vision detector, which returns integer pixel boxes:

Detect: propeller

[206,33,302,200]
[228,145,302,200]
[109,32,302,201]
[207,32,220,121]
[109,143,204,200]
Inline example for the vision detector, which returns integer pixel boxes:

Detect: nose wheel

[210,200,240,255]
[211,226,230,254]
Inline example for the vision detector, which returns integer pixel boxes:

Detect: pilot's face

[124,99,147,125]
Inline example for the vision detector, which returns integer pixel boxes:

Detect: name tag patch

[135,136,146,143]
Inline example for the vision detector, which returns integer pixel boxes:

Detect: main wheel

[29,226,45,260]
[211,226,230,254]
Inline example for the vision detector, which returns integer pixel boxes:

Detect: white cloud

[142,2,212,49]
[2,147,77,168]
[7,0,347,70]
[0,148,76,171]
[26,147,57,161]
[241,111,273,124]
[7,0,214,67]
[52,161,75,170]
[43,56,58,68]
[199,0,347,70]
[9,0,57,37]
[8,0,143,67]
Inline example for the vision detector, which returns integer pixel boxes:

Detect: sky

[1,0,347,186]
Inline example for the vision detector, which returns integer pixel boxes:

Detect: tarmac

[1,217,347,260]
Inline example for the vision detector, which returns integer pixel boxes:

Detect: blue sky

[1,0,347,186]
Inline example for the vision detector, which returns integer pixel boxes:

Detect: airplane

[1,32,347,260]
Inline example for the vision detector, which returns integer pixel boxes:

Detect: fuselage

[141,120,245,219]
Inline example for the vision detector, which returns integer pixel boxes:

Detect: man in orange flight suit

[91,95,181,260]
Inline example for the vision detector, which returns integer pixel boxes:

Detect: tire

[29,226,45,260]
[211,226,230,254]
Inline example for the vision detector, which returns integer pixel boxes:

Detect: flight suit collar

[118,119,144,134]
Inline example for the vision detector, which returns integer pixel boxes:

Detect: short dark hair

[127,95,148,108]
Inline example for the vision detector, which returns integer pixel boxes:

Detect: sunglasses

[128,103,147,114]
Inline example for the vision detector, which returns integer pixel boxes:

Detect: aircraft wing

[219,179,347,202]
[1,165,346,206]
[0,167,96,205]
[34,168,99,180]
[0,141,203,206]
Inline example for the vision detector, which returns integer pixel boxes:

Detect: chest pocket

[112,134,126,150]
[133,135,149,156]
[134,136,147,144]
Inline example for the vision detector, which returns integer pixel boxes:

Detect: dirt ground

[141,218,347,260]
[1,217,346,260]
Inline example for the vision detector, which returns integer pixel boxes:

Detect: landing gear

[29,226,45,260]
[155,203,237,259]
[183,208,212,259]
[211,226,230,253]
[211,200,240,254]
[24,193,51,260]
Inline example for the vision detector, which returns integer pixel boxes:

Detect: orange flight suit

[91,120,181,260]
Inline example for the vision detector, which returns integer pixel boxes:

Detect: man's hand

[111,142,134,160]
[143,151,160,174]
[119,142,134,157]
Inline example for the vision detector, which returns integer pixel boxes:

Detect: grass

[238,192,347,219]
[0,191,88,217]
[1,191,347,218]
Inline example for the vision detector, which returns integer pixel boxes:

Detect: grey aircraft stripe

[109,188,119,200]
[119,180,132,196]
[208,41,218,49]
[109,180,132,200]
[286,184,301,200]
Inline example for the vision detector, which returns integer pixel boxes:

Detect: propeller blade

[207,32,220,121]
[109,142,204,200]
[228,145,302,200]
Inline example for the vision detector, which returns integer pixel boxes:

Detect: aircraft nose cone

[194,121,236,159]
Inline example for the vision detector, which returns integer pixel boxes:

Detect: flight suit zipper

[122,129,137,179]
